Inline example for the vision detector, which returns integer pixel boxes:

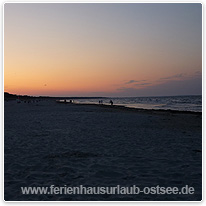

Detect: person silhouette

[110,100,113,105]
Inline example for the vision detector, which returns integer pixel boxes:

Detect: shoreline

[56,101,202,115]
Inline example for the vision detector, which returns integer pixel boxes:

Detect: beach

[4,99,202,201]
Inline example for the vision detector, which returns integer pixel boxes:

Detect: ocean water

[74,95,202,112]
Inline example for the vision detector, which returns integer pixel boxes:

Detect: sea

[72,95,202,112]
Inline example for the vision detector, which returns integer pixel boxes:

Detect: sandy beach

[4,99,202,201]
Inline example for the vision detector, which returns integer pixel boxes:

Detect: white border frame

[1,1,204,205]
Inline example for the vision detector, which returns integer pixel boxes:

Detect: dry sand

[4,100,202,201]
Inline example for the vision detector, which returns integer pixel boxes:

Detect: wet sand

[4,100,202,201]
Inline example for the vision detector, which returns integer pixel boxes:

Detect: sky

[4,3,202,97]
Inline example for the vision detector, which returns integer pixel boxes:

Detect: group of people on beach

[16,99,40,104]
[15,98,114,106]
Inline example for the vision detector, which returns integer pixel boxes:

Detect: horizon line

[4,92,202,99]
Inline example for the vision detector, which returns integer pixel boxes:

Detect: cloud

[125,80,146,84]
[158,71,202,84]
[135,82,151,86]
[112,71,201,97]
[160,73,185,80]
[115,75,201,97]
[125,80,138,84]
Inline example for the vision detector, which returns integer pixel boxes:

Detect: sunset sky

[4,3,202,97]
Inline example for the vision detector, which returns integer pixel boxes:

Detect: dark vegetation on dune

[4,92,106,101]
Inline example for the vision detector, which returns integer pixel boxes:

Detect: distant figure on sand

[99,100,103,104]
[16,99,21,104]
[110,100,113,105]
